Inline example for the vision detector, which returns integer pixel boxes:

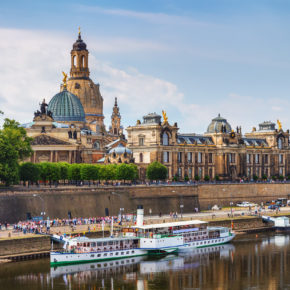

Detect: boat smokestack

[136,205,144,227]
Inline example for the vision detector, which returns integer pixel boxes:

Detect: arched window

[163,132,169,146]
[278,138,283,149]
[93,141,100,149]
[139,153,143,163]
[72,55,76,67]
[81,55,85,68]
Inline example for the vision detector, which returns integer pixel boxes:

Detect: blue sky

[0,0,290,133]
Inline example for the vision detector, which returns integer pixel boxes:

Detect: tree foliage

[146,161,167,181]
[19,162,40,183]
[116,163,138,181]
[68,164,82,181]
[0,118,32,185]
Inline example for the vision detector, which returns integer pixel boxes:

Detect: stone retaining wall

[0,183,290,222]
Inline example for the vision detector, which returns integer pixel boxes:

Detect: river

[1,232,290,289]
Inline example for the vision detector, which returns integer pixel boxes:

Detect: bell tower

[70,29,89,79]
[110,98,123,136]
[65,29,104,131]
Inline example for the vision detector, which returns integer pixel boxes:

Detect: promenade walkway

[0,206,289,240]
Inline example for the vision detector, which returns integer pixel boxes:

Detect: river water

[1,232,290,290]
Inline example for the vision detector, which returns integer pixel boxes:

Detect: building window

[247,167,251,177]
[163,132,169,146]
[178,167,182,177]
[93,141,100,149]
[198,152,202,163]
[208,153,213,164]
[255,167,259,177]
[264,154,268,164]
[209,168,213,178]
[229,153,235,163]
[188,168,192,178]
[139,153,143,163]
[187,152,192,163]
[198,167,202,177]
[255,154,260,164]
[278,138,283,149]
[279,154,283,164]
[178,152,182,163]
[139,137,144,146]
[264,168,269,177]
[246,154,251,164]
[163,152,169,163]
[279,167,284,176]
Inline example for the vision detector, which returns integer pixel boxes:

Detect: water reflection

[2,233,290,289]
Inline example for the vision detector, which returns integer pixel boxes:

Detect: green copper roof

[48,89,85,122]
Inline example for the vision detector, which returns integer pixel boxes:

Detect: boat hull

[50,248,147,266]
[179,234,235,252]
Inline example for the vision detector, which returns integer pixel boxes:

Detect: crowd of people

[0,214,135,236]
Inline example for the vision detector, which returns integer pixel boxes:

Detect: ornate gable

[31,135,72,146]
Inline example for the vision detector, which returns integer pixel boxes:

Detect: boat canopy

[133,220,207,230]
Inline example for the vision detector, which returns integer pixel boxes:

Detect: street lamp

[180,204,184,219]
[149,208,152,219]
[33,194,45,217]
[119,208,124,223]
[230,202,233,218]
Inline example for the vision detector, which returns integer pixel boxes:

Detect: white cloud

[0,28,197,131]
[0,28,288,135]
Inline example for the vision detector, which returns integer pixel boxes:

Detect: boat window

[97,242,102,246]
[132,251,135,254]
[121,261,124,264]
[97,254,101,257]
[91,242,96,247]
[104,253,107,256]
[103,242,107,246]
[90,254,95,257]
[115,252,119,255]
[126,251,129,254]
[110,253,113,256]
[121,252,124,255]
[109,241,114,245]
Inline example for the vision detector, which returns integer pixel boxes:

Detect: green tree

[80,164,97,185]
[116,164,137,182]
[204,175,210,182]
[57,162,69,185]
[146,161,168,181]
[253,175,258,181]
[215,175,220,181]
[39,162,60,186]
[194,175,200,181]
[0,118,32,186]
[68,163,82,184]
[19,162,40,185]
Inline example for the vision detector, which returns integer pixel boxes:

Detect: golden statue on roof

[78,26,81,35]
[62,71,68,89]
[162,110,168,124]
[277,119,282,131]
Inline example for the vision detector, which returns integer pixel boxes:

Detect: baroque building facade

[22,31,124,164]
[127,113,290,180]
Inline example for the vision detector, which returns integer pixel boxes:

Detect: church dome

[48,89,86,122]
[109,143,132,155]
[207,114,232,133]
[72,33,87,51]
